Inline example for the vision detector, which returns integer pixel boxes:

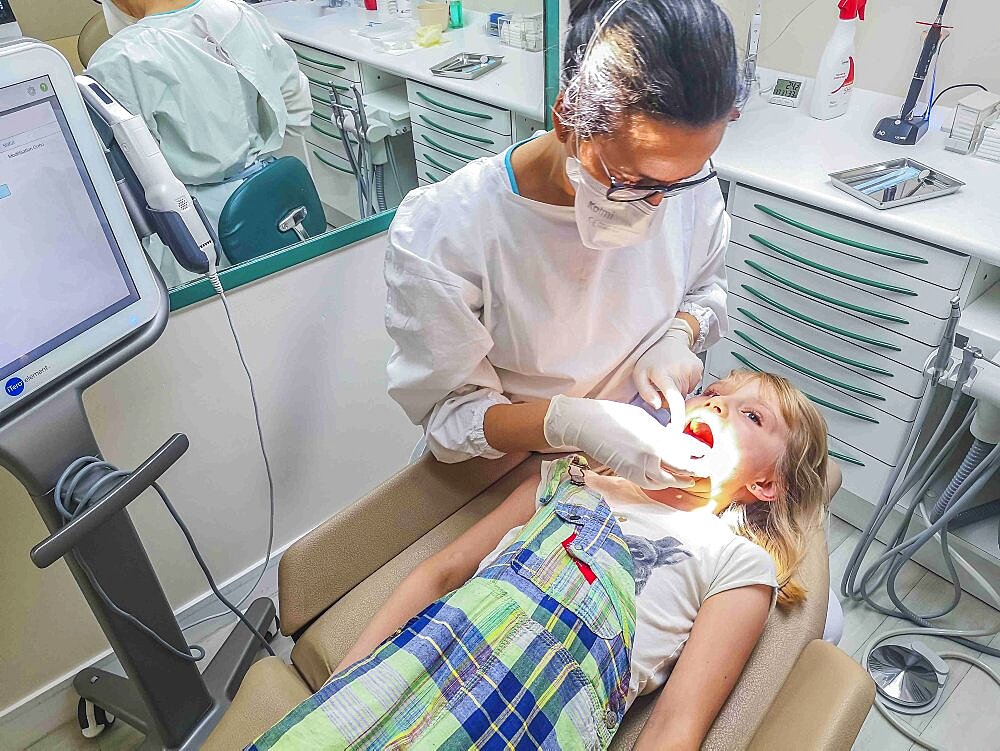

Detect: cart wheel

[77,697,116,739]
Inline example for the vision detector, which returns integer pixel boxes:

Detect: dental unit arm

[77,75,219,273]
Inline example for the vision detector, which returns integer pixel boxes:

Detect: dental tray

[431,53,503,80]
[829,158,965,210]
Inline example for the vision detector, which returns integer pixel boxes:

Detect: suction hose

[374,163,388,213]
[931,439,995,521]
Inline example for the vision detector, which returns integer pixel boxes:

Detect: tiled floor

[25,516,1000,750]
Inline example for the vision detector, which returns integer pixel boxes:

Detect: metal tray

[431,53,503,80]
[829,158,965,210]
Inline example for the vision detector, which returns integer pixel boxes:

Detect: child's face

[680,377,790,499]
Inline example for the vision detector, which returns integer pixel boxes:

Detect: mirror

[51,0,555,307]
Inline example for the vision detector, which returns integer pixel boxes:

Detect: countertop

[256,1,545,121]
[717,70,1000,264]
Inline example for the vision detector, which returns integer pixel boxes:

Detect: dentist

[385,0,737,489]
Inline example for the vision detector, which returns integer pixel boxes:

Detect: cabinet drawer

[308,145,360,221]
[305,112,356,161]
[289,40,360,82]
[414,139,466,176]
[301,61,353,104]
[730,185,969,290]
[406,80,511,136]
[411,122,494,163]
[410,104,511,156]
[727,265,935,374]
[707,341,910,466]
[729,241,946,346]
[732,217,955,318]
[416,161,453,185]
[727,318,919,420]
[827,435,893,503]
[728,291,925,399]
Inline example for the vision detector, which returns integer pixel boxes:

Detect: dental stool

[203,454,874,750]
[216,156,326,264]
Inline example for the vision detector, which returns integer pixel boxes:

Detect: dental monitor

[0,42,161,419]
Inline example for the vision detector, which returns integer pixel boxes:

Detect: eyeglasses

[593,147,718,203]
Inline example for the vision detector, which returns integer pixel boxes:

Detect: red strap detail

[562,533,597,584]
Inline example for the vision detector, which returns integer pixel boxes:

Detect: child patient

[250,371,829,751]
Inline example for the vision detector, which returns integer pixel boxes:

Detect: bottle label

[831,56,856,94]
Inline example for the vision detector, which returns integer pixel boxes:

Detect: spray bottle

[810,0,866,120]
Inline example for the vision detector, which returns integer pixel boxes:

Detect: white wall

[718,0,1000,107]
[0,233,420,738]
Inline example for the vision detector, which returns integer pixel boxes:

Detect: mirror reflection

[69,0,546,289]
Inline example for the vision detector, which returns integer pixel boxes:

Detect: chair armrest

[747,640,875,751]
[277,451,530,636]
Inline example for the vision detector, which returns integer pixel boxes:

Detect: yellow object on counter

[414,24,445,47]
[416,2,449,32]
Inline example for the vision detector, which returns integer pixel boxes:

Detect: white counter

[717,73,1000,263]
[257,2,545,121]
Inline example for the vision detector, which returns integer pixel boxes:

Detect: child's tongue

[684,419,714,448]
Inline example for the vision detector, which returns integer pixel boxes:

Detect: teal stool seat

[218,156,326,264]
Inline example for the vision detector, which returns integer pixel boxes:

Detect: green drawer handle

[424,171,440,183]
[744,259,909,325]
[418,114,494,145]
[828,449,865,467]
[737,307,893,377]
[729,351,880,424]
[741,285,901,352]
[749,234,918,297]
[313,150,354,175]
[416,91,493,120]
[305,74,349,93]
[422,153,455,174]
[295,50,347,71]
[420,133,476,161]
[734,329,886,400]
[753,203,928,263]
[311,118,345,141]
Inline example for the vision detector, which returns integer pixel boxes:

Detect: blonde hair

[715,370,829,610]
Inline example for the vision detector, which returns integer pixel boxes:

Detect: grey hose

[374,163,388,213]
[931,438,995,521]
[386,139,405,202]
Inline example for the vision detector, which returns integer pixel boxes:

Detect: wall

[0,233,421,740]
[717,0,1000,107]
[8,0,95,71]
[464,0,544,16]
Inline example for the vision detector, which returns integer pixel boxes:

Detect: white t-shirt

[477,463,778,707]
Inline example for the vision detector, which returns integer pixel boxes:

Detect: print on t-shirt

[625,535,693,594]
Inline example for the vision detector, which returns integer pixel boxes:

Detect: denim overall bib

[251,456,638,750]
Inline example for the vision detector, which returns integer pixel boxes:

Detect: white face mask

[103,2,139,35]
[565,155,658,251]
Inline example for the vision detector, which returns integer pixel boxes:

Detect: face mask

[103,2,139,35]
[565,155,658,251]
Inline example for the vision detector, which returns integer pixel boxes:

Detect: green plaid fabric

[250,456,636,750]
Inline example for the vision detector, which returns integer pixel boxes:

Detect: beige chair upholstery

[205,454,872,750]
[77,12,110,69]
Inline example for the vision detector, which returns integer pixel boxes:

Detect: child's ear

[747,478,778,503]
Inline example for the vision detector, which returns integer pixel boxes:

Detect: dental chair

[216,156,326,263]
[203,453,874,750]
[77,12,110,68]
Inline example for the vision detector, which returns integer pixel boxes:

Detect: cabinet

[708,184,990,499]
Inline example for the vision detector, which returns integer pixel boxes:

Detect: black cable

[931,83,988,111]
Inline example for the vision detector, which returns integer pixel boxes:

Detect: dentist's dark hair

[560,0,740,137]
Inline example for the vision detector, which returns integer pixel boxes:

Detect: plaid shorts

[249,456,637,750]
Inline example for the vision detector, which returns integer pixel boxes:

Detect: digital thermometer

[768,77,806,108]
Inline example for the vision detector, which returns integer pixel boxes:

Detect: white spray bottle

[810,0,866,120]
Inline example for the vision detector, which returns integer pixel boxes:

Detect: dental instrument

[830,158,964,210]
[873,0,952,145]
[842,298,1000,749]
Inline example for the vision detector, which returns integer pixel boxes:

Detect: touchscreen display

[0,76,139,382]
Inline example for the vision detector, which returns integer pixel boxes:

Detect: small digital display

[0,1,15,26]
[773,79,803,99]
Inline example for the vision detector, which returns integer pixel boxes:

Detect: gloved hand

[634,318,704,423]
[543,395,712,490]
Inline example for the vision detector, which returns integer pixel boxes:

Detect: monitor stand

[0,272,275,750]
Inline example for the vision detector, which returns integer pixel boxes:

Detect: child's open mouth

[684,419,714,448]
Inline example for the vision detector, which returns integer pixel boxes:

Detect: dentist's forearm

[483,401,552,453]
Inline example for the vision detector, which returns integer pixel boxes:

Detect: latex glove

[634,319,704,425]
[543,395,712,490]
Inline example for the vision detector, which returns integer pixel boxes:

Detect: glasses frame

[592,146,718,203]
